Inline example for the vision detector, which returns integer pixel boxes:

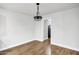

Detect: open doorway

[43,18,51,44]
[48,25,51,41]
[48,18,51,44]
[43,18,51,54]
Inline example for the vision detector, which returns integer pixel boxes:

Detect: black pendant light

[34,3,42,21]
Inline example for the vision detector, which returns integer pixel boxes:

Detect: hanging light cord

[36,3,40,16]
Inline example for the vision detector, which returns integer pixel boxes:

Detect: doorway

[43,18,51,43]
[48,25,51,39]
[43,18,51,55]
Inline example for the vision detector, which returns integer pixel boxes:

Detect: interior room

[0,3,79,55]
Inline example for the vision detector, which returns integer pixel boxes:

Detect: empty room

[0,3,79,55]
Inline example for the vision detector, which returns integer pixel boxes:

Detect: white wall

[44,7,79,51]
[34,20,44,41]
[0,15,6,49]
[34,18,49,41]
[0,8,35,51]
[44,19,48,39]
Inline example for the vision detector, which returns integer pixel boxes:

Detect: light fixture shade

[34,16,42,21]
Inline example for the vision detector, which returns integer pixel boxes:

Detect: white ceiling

[0,3,79,16]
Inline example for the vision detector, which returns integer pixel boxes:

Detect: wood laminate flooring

[0,39,50,55]
[51,45,79,55]
[0,38,79,55]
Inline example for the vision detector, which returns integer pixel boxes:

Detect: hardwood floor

[51,45,79,55]
[0,38,79,55]
[0,39,50,55]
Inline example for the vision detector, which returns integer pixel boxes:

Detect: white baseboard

[0,39,36,51]
[0,38,46,51]
[34,38,46,42]
[52,42,79,51]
